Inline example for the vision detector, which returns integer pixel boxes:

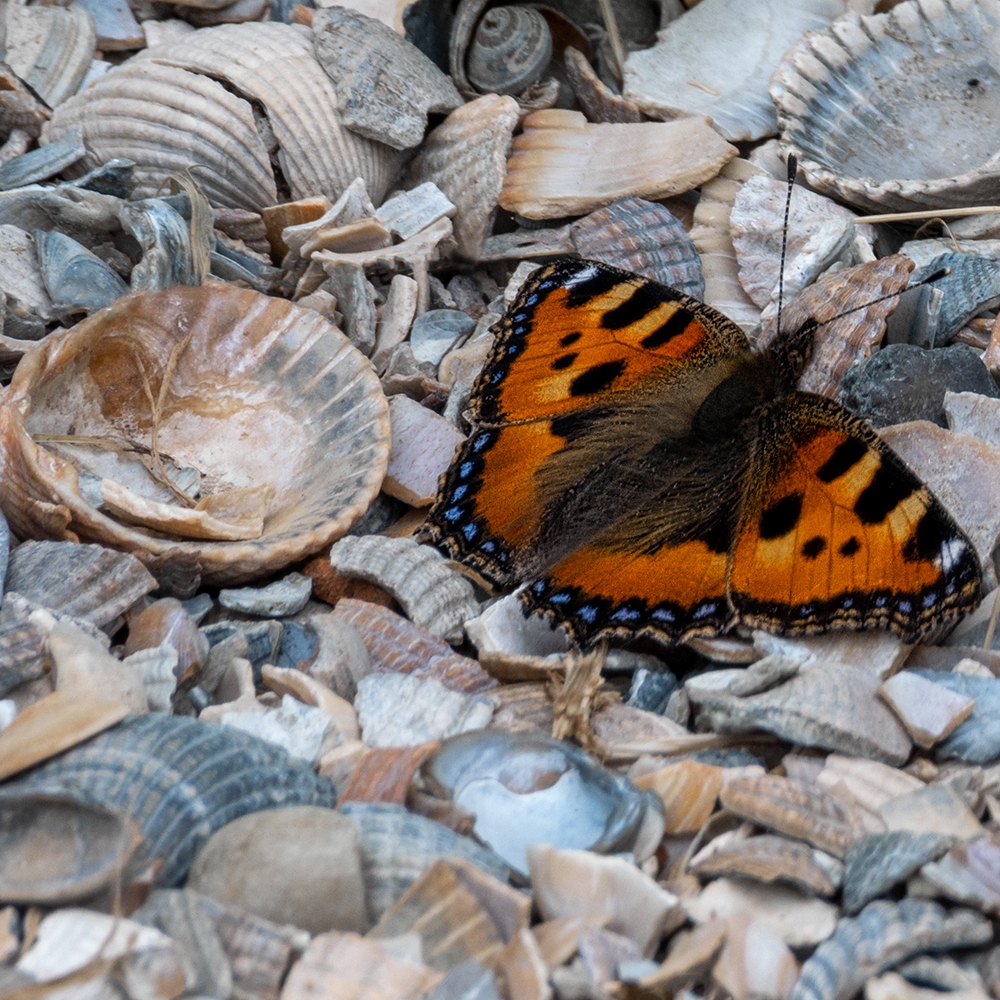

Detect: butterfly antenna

[812,267,952,330]
[776,153,798,338]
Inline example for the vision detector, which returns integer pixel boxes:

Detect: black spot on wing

[551,353,577,371]
[817,437,867,483]
[640,308,694,349]
[601,282,664,330]
[565,267,622,307]
[802,536,826,559]
[570,359,626,397]
[840,536,860,557]
[560,332,581,347]
[854,465,917,524]
[760,493,803,540]
[903,510,947,562]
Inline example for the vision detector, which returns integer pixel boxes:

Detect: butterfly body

[425,258,982,646]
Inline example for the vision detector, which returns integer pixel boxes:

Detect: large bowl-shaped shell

[0,285,390,586]
[42,22,408,210]
[0,714,337,887]
[770,0,1000,212]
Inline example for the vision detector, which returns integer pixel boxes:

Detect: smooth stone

[409,309,476,367]
[382,394,465,507]
[945,390,1000,450]
[355,672,493,748]
[682,877,838,949]
[878,672,976,749]
[878,421,1000,566]
[919,836,1000,915]
[910,669,1000,763]
[218,573,312,618]
[187,806,368,935]
[842,832,956,914]
[627,668,679,714]
[879,784,985,841]
[687,663,912,765]
[840,343,998,428]
[220,694,330,762]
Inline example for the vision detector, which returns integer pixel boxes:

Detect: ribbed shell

[0,715,337,887]
[339,801,510,921]
[0,285,391,586]
[570,197,703,299]
[770,0,1000,212]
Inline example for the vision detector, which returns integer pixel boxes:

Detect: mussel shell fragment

[0,714,337,886]
[33,230,129,319]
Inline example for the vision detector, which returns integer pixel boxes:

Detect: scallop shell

[0,285,391,586]
[499,109,738,221]
[332,599,497,695]
[405,94,520,260]
[0,792,142,905]
[689,157,763,332]
[5,541,157,630]
[339,801,510,921]
[4,3,97,109]
[771,0,1000,213]
[0,714,337,887]
[42,22,407,211]
[622,0,852,143]
[311,7,462,151]
[570,197,704,299]
[329,536,480,644]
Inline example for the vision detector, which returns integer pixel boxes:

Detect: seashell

[569,197,704,299]
[375,182,456,242]
[689,157,763,331]
[0,65,51,140]
[0,285,390,586]
[0,131,87,192]
[564,47,642,124]
[908,252,1000,348]
[50,620,149,713]
[771,0,1000,213]
[222,693,332,763]
[333,599,495,695]
[0,225,57,334]
[792,900,992,1000]
[0,792,142,905]
[42,23,407,211]
[0,713,337,886]
[499,109,738,220]
[719,774,867,859]
[424,730,665,876]
[465,6,552,96]
[120,198,204,292]
[312,6,463,151]
[339,801,510,921]
[4,3,97,108]
[369,859,507,971]
[33,230,129,321]
[329,536,480,644]
[262,196,331,261]
[687,833,841,897]
[405,94,519,260]
[632,759,721,835]
[283,177,376,262]
[730,173,873,315]
[6,541,156,630]
[124,645,179,713]
[528,843,679,957]
[337,742,440,806]
[638,920,728,994]
[125,598,208,683]
[757,255,913,399]
[0,619,51,698]
[622,0,853,143]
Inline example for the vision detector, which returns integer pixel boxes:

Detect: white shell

[123,643,179,713]
[329,535,480,644]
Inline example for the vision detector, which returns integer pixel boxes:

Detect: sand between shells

[4,1,1000,999]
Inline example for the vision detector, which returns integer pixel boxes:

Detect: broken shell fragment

[499,110,738,220]
[33,230,129,320]
[0,284,390,586]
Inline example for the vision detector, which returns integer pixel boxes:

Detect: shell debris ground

[1,3,1000,999]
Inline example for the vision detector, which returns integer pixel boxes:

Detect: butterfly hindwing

[729,392,982,640]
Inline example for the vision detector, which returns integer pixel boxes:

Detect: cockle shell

[0,714,337,886]
[42,22,408,211]
[771,0,1000,213]
[0,285,390,586]
[329,536,480,644]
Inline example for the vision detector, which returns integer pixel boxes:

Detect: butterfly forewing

[729,392,981,640]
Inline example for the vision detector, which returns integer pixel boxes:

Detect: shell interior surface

[0,284,391,586]
[771,0,1000,211]
[0,715,337,887]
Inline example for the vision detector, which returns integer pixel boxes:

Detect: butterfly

[423,257,983,647]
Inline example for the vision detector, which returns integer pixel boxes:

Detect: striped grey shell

[570,198,704,300]
[0,715,336,887]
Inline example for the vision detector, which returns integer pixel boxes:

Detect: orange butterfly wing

[729,392,981,641]
[426,258,748,587]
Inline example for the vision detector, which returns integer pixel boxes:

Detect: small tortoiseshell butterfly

[424,257,982,646]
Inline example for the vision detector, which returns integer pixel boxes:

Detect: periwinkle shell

[0,715,336,886]
[465,7,552,96]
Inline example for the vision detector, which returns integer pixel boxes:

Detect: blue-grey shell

[0,715,336,887]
